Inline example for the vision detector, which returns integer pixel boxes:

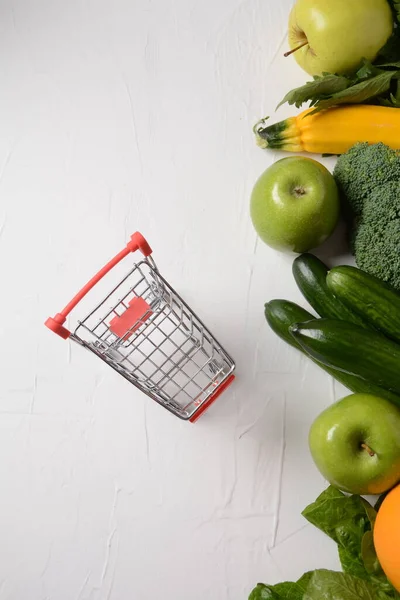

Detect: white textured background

[0,0,349,598]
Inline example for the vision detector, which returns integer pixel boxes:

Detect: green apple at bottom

[250,157,339,253]
[309,394,400,495]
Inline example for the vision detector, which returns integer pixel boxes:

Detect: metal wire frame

[70,258,235,419]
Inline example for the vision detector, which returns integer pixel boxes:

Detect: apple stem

[284,41,308,58]
[361,443,376,457]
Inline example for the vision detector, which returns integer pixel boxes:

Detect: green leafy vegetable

[302,486,370,578]
[361,531,382,575]
[375,61,400,68]
[388,0,400,24]
[303,570,376,600]
[379,92,400,107]
[360,499,378,528]
[388,78,400,106]
[338,545,370,580]
[249,574,313,600]
[277,74,350,109]
[312,71,397,112]
[277,42,400,112]
[356,60,386,80]
[249,486,400,600]
[301,486,368,545]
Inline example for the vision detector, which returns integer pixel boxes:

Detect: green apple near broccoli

[250,157,339,253]
[288,0,393,76]
[309,394,400,495]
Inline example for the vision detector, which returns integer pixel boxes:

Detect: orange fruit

[374,484,400,591]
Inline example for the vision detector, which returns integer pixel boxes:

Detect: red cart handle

[45,232,152,339]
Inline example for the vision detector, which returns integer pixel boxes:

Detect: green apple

[309,394,400,495]
[250,156,339,253]
[288,0,393,76]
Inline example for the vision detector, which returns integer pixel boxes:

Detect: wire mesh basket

[45,232,235,421]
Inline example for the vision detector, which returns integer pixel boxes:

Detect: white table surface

[2,0,352,598]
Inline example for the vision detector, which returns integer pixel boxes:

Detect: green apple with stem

[250,156,339,253]
[286,0,393,76]
[309,394,400,495]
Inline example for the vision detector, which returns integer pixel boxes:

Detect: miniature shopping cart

[45,232,235,422]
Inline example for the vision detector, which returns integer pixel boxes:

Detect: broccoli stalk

[333,143,400,290]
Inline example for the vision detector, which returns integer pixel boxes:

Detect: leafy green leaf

[277,74,350,109]
[296,572,314,592]
[301,489,400,597]
[275,39,400,112]
[388,0,400,25]
[371,575,400,599]
[395,79,400,101]
[303,570,376,600]
[302,486,368,543]
[375,61,400,68]
[361,531,382,575]
[249,583,279,599]
[378,96,395,106]
[356,60,385,80]
[368,573,400,600]
[336,517,368,549]
[360,498,377,528]
[384,78,400,107]
[249,488,398,600]
[272,581,307,599]
[302,487,375,579]
[248,573,314,600]
[313,70,397,111]
[336,521,368,574]
[338,545,370,580]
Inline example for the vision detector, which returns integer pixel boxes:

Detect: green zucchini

[327,265,400,344]
[265,300,400,405]
[290,319,400,399]
[292,254,365,326]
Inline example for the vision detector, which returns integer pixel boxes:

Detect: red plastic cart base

[189,374,235,423]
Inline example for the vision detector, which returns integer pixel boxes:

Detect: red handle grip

[45,232,152,339]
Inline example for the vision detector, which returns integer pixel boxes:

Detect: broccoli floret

[361,181,400,224]
[333,143,400,289]
[352,182,400,290]
[333,142,400,218]
[353,221,400,289]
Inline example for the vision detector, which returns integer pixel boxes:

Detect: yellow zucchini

[254,105,400,155]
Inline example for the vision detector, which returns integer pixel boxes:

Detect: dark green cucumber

[265,300,400,405]
[290,319,400,398]
[265,300,316,348]
[327,265,400,344]
[292,254,365,326]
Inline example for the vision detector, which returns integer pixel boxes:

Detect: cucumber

[292,254,365,326]
[265,300,316,348]
[327,265,400,344]
[265,300,400,405]
[290,319,400,399]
